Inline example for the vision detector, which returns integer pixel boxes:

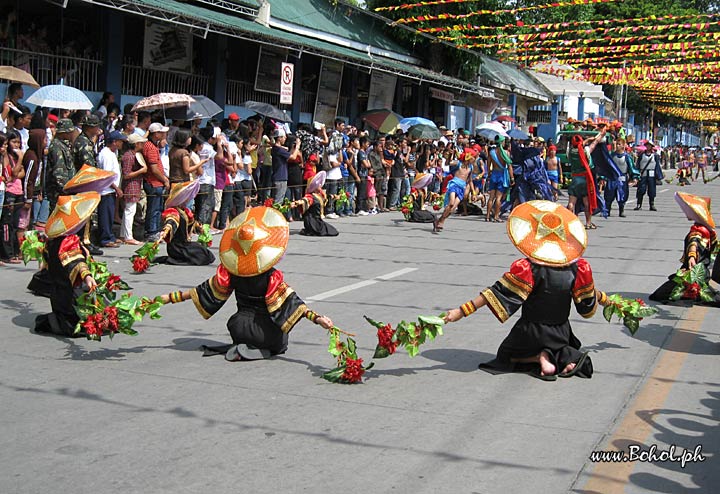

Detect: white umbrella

[476,121,510,141]
[26,84,93,110]
[132,93,195,112]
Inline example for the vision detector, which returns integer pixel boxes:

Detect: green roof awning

[84,0,491,95]
[479,55,550,102]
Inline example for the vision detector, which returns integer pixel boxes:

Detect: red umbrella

[495,115,515,123]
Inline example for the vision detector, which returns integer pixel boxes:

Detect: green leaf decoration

[363,315,385,329]
[699,288,715,303]
[623,317,640,336]
[691,263,707,283]
[322,366,346,383]
[603,304,614,322]
[197,224,212,247]
[134,242,160,262]
[418,315,444,327]
[373,346,390,359]
[669,285,685,301]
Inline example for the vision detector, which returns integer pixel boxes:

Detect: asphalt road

[1,180,717,494]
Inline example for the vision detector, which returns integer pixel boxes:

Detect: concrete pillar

[464,107,472,131]
[205,35,227,110]
[508,93,517,128]
[289,54,303,128]
[550,100,559,141]
[101,11,123,99]
[599,102,605,118]
[348,66,359,125]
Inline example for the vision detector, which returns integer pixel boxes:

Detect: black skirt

[480,318,592,378]
[300,203,338,236]
[157,241,215,266]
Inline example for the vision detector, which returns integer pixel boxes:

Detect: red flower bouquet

[602,294,659,336]
[74,259,164,341]
[130,242,159,273]
[668,264,716,304]
[322,326,374,384]
[365,315,444,358]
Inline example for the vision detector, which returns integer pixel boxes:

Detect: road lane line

[306,267,418,301]
[580,305,708,493]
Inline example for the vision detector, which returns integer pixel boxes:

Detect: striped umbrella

[360,109,402,134]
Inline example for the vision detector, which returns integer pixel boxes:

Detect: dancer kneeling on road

[433,150,474,233]
[442,200,608,380]
[159,206,334,361]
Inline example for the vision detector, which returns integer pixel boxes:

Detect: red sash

[571,135,597,212]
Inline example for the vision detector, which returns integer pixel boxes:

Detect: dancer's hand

[444,308,463,323]
[85,275,97,292]
[688,256,697,269]
[316,315,333,329]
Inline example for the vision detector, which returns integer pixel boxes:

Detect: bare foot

[538,351,556,376]
[561,362,576,375]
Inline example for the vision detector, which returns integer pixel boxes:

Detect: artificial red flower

[401,207,410,215]
[377,324,397,355]
[264,198,275,207]
[433,204,441,211]
[341,357,365,383]
[410,188,417,194]
[208,241,213,248]
[345,191,351,198]
[132,256,150,273]
[82,313,104,340]
[635,298,646,306]
[684,282,701,299]
[105,274,123,291]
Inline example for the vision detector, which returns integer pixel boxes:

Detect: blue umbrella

[508,128,531,140]
[399,117,436,132]
[26,84,93,110]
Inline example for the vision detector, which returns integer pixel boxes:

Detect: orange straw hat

[411,173,432,189]
[675,192,715,230]
[507,200,587,266]
[166,180,200,208]
[219,206,289,277]
[63,164,117,194]
[46,192,101,239]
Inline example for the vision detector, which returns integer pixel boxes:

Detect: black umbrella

[408,123,441,140]
[241,100,291,121]
[165,95,223,120]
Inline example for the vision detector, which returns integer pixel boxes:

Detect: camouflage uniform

[46,137,75,210]
[73,132,98,170]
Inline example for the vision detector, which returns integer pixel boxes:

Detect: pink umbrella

[132,93,195,112]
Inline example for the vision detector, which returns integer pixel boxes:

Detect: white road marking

[306,267,418,302]
[625,187,669,204]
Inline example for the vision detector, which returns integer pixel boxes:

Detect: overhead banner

[313,59,344,125]
[143,20,192,72]
[367,72,397,111]
[255,46,287,94]
[280,62,294,105]
[430,87,455,103]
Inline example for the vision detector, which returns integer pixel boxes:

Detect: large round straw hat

[63,164,117,194]
[675,192,715,230]
[411,173,432,189]
[46,192,101,239]
[166,180,200,208]
[507,200,587,267]
[306,170,326,194]
[219,207,289,277]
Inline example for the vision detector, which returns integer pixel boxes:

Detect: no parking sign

[280,62,294,105]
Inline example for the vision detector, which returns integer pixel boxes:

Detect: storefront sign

[367,72,397,110]
[255,46,287,94]
[143,20,192,72]
[430,87,455,103]
[314,59,344,125]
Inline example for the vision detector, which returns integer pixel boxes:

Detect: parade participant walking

[634,142,659,211]
[155,180,215,266]
[443,200,605,380]
[567,128,606,229]
[604,138,639,217]
[34,192,101,337]
[291,171,338,237]
[159,206,335,361]
[650,192,719,305]
[545,144,562,200]
[486,142,514,222]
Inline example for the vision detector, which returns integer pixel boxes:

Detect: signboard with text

[255,46,287,94]
[367,71,397,110]
[280,62,294,105]
[313,59,344,125]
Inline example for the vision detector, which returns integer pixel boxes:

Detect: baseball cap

[228,112,240,121]
[47,114,59,124]
[107,131,128,142]
[127,134,147,145]
[148,122,170,133]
